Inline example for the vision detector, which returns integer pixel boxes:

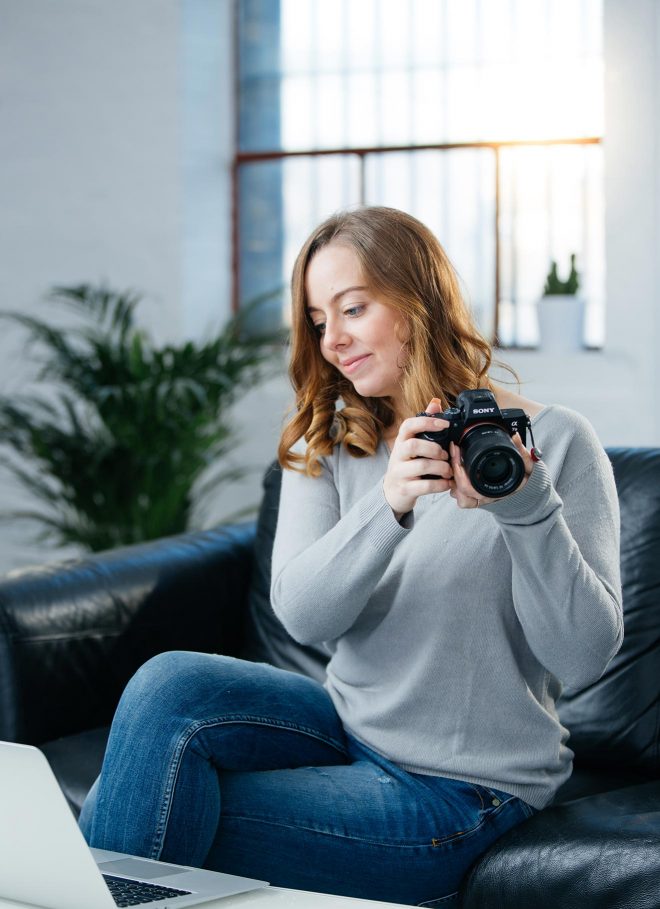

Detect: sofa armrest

[460,780,660,909]
[0,522,256,745]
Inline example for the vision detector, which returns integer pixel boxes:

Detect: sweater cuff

[358,482,412,550]
[480,460,562,525]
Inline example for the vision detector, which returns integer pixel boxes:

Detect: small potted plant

[537,253,585,353]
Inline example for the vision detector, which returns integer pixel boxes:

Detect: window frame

[232,136,601,347]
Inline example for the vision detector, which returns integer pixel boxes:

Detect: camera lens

[460,425,525,498]
[481,452,511,483]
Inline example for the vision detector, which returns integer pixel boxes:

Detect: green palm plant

[0,283,285,551]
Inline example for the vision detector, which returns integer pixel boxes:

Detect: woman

[80,207,623,906]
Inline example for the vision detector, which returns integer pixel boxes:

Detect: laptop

[0,740,268,909]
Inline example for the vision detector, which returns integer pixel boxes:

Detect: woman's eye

[313,322,325,335]
[344,304,365,317]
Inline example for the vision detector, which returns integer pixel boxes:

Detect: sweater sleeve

[270,455,409,645]
[481,441,623,690]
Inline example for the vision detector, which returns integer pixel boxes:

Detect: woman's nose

[323,318,349,350]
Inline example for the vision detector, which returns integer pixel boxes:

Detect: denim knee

[124,650,197,695]
[134,649,208,683]
[116,650,223,722]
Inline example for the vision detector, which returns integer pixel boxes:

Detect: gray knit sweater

[271,405,623,808]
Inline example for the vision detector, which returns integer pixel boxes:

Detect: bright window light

[238,0,604,347]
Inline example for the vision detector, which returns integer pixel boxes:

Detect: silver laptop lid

[0,740,116,909]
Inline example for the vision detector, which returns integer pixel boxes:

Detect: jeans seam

[468,784,485,811]
[151,715,348,858]
[220,811,490,850]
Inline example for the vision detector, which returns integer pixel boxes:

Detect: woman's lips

[340,354,371,374]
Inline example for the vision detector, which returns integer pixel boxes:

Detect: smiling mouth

[341,355,371,374]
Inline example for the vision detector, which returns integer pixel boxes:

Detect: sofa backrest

[246,449,660,779]
[557,448,660,779]
[241,463,328,683]
[0,524,254,744]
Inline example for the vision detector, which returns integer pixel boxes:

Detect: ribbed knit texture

[271,406,623,808]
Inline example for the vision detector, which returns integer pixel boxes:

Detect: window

[236,0,604,347]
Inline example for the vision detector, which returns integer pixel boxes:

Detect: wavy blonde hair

[278,206,514,475]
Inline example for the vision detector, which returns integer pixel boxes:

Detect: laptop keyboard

[103,873,192,906]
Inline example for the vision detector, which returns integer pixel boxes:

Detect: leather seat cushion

[461,780,660,909]
[41,726,109,817]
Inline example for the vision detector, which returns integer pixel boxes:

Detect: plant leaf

[0,282,285,551]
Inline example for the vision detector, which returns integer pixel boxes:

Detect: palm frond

[0,282,285,551]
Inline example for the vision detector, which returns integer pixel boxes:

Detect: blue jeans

[79,652,535,907]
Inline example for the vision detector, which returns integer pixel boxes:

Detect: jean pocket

[480,785,538,824]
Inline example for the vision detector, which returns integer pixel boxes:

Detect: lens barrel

[460,424,525,498]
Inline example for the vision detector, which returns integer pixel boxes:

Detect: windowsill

[490,346,634,401]
[495,345,604,353]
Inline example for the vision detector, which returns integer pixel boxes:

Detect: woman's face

[304,242,409,409]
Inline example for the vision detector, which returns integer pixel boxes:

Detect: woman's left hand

[448,433,535,509]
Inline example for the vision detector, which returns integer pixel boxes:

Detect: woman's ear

[394,317,412,345]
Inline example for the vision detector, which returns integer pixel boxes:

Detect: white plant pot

[537,294,585,353]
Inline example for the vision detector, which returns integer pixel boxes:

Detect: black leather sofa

[1,448,659,908]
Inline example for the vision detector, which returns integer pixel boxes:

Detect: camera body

[416,389,531,498]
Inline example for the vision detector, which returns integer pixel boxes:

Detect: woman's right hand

[383,407,453,519]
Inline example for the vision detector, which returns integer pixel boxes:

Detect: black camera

[416,389,531,498]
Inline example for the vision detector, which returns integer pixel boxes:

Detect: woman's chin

[350,380,395,400]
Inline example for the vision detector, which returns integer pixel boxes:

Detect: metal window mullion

[407,0,415,205]
[510,151,518,346]
[581,145,590,342]
[375,0,384,148]
[310,0,320,149]
[494,145,501,345]
[546,147,553,276]
[358,153,366,206]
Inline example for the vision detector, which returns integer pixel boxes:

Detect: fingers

[512,432,534,476]
[395,413,449,445]
[407,477,453,497]
[390,423,450,479]
[423,397,444,415]
[511,432,526,455]
[399,456,453,481]
[449,440,462,471]
[383,412,452,515]
[449,441,471,486]
[383,468,452,516]
[387,437,453,488]
[395,436,449,462]
[449,489,481,509]
[449,442,482,509]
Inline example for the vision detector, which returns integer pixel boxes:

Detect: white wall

[0,0,236,572]
[181,0,235,339]
[600,0,660,442]
[0,0,181,343]
[0,0,658,573]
